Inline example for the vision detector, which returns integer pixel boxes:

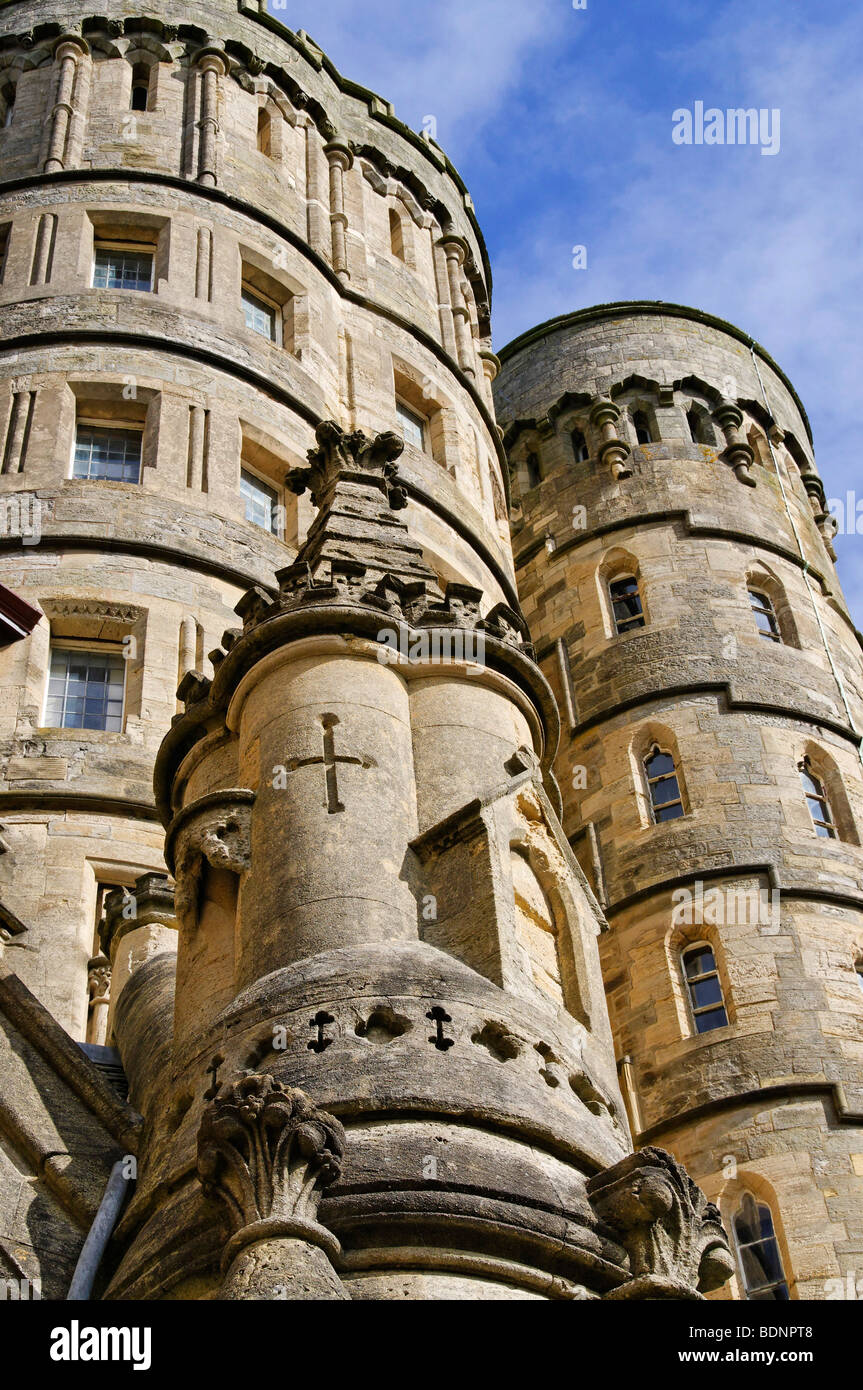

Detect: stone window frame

[797,742,859,846]
[630,405,657,446]
[85,209,169,296]
[680,940,730,1035]
[239,419,304,547]
[629,722,690,831]
[685,400,717,447]
[238,243,306,355]
[744,565,800,649]
[0,80,15,128]
[391,359,450,472]
[731,1190,792,1301]
[597,547,649,642]
[39,597,148,730]
[665,915,734,1040]
[70,417,144,484]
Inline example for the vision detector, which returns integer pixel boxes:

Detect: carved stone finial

[587,1146,735,1299]
[197,1074,348,1300]
[287,420,407,512]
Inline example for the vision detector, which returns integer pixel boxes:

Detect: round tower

[0,0,510,1041]
[495,302,863,1300]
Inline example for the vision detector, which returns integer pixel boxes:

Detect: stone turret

[495,302,863,1300]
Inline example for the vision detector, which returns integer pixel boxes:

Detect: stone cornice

[496,300,813,446]
[637,1079,863,1147]
[600,860,863,921]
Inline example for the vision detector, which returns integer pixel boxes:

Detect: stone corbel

[589,398,632,481]
[197,1073,348,1300]
[166,792,255,932]
[439,235,476,378]
[587,1146,735,1300]
[714,401,756,487]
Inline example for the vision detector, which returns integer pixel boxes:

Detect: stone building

[494,303,863,1301]
[0,0,847,1304]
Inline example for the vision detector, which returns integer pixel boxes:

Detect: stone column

[44,37,88,174]
[101,873,178,1035]
[589,397,632,481]
[85,955,111,1045]
[439,235,475,378]
[195,50,227,187]
[714,400,756,487]
[197,1074,348,1300]
[323,141,353,281]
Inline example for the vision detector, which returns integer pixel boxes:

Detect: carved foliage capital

[587,1146,734,1298]
[197,1074,345,1238]
[287,420,407,511]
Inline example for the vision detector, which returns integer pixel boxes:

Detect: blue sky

[267,0,862,622]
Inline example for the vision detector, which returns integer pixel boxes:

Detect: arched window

[571,428,589,463]
[682,943,728,1033]
[799,757,837,839]
[609,575,645,634]
[733,1194,790,1300]
[389,207,406,262]
[644,745,684,822]
[130,62,150,112]
[256,107,271,156]
[0,83,14,128]
[749,588,781,642]
[632,410,654,445]
[525,451,541,489]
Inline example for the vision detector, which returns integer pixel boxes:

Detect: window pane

[684,947,716,980]
[93,247,153,292]
[46,647,125,732]
[242,287,276,340]
[651,774,681,806]
[396,400,426,451]
[73,426,142,483]
[646,751,675,778]
[690,975,724,1009]
[694,1005,727,1033]
[240,469,280,534]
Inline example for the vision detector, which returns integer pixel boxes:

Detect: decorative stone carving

[586,1146,735,1299]
[167,794,254,932]
[197,1074,348,1300]
[287,419,407,512]
[589,397,632,481]
[714,400,757,487]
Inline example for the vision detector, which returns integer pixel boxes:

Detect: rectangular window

[240,468,281,535]
[45,645,125,732]
[396,398,427,452]
[93,244,154,292]
[73,425,142,483]
[242,285,278,342]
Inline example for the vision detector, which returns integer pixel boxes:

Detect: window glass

[396,399,426,452]
[683,944,729,1032]
[242,286,277,341]
[45,647,125,732]
[749,589,781,641]
[799,761,837,838]
[610,576,645,634]
[734,1194,790,1300]
[240,468,280,534]
[645,746,684,822]
[93,247,153,292]
[73,425,142,483]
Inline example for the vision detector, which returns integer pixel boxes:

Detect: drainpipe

[66,1159,130,1300]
